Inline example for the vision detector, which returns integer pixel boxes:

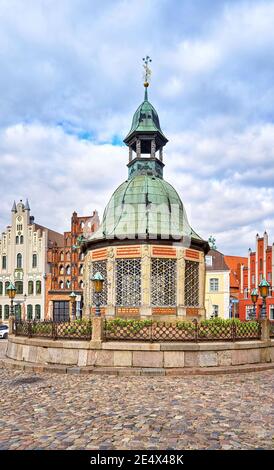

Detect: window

[28,281,34,295]
[0,282,2,295]
[205,255,212,267]
[244,288,249,299]
[259,273,263,281]
[60,251,64,261]
[260,259,263,270]
[2,256,7,270]
[251,274,255,284]
[267,272,272,282]
[32,254,37,268]
[17,224,22,231]
[66,265,71,275]
[59,281,64,289]
[15,304,21,320]
[116,259,141,306]
[5,281,9,295]
[151,258,176,306]
[20,235,23,244]
[27,305,33,320]
[0,305,2,320]
[15,236,19,244]
[59,265,64,275]
[79,280,84,289]
[53,301,69,322]
[79,252,85,261]
[92,260,107,306]
[185,261,199,307]
[269,305,274,321]
[15,281,23,294]
[36,280,41,294]
[211,305,219,318]
[66,280,71,289]
[79,264,83,275]
[4,305,9,319]
[35,305,41,320]
[246,305,254,320]
[17,253,22,269]
[66,251,70,261]
[209,278,219,292]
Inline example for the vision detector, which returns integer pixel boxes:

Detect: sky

[1,0,274,255]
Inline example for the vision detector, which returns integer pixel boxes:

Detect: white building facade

[0,200,63,323]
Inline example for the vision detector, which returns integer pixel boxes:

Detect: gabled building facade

[46,210,99,321]
[205,249,230,319]
[239,231,274,320]
[0,200,63,323]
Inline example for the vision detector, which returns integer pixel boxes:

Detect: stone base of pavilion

[4,334,274,375]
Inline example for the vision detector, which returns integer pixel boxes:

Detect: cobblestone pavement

[0,366,273,450]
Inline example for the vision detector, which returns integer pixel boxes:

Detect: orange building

[224,255,248,318]
[46,210,99,321]
[238,231,274,321]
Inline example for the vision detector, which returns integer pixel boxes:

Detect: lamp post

[258,278,270,319]
[7,282,16,332]
[91,272,104,317]
[250,288,258,320]
[69,291,77,321]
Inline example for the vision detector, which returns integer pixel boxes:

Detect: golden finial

[143,55,152,88]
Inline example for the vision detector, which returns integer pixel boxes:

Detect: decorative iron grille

[92,260,107,305]
[15,320,92,340]
[151,258,176,306]
[185,260,199,307]
[116,258,141,306]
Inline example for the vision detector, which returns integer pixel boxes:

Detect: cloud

[0,0,274,256]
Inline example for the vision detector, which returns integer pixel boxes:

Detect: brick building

[239,231,274,320]
[224,255,248,318]
[46,210,99,321]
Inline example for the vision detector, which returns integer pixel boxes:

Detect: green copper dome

[124,89,168,146]
[87,175,201,242]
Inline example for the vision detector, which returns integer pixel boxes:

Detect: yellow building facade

[205,250,230,319]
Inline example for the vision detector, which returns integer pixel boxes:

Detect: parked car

[0,324,9,339]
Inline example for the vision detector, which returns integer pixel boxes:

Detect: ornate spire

[143,55,152,100]
[11,200,17,212]
[25,198,30,211]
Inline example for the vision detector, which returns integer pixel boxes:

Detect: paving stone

[0,341,273,450]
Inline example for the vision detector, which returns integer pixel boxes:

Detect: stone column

[151,139,156,158]
[141,245,151,317]
[136,138,141,158]
[106,247,115,317]
[177,248,185,317]
[260,319,270,341]
[159,147,163,162]
[129,147,133,162]
[199,255,206,319]
[90,316,104,349]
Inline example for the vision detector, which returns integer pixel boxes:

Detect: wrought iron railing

[104,319,262,342]
[15,320,92,340]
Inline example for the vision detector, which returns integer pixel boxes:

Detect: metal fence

[15,320,92,341]
[104,319,262,342]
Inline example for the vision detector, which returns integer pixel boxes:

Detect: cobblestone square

[0,340,273,450]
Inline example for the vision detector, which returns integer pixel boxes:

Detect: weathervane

[143,55,152,87]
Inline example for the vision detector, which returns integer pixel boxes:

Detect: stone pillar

[141,245,151,316]
[129,147,133,162]
[151,139,156,158]
[177,248,185,317]
[199,255,206,314]
[9,316,15,335]
[136,138,141,158]
[260,319,270,341]
[91,316,104,348]
[106,247,115,316]
[159,147,163,162]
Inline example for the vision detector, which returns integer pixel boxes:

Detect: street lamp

[7,282,16,330]
[69,291,77,321]
[258,278,270,319]
[91,272,104,317]
[250,288,258,319]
